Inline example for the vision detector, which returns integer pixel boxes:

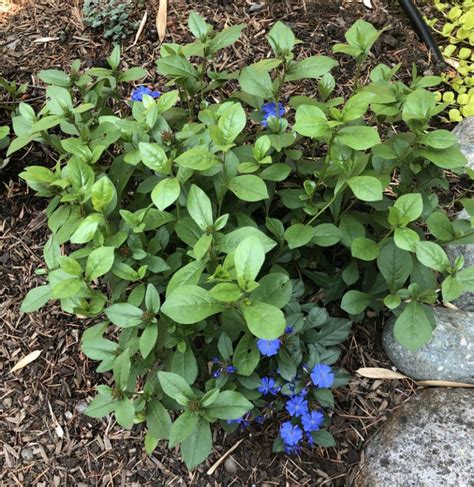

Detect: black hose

[398,0,446,65]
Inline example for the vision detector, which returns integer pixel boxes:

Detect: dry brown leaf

[132,9,148,47]
[156,0,168,43]
[356,367,407,380]
[10,350,42,373]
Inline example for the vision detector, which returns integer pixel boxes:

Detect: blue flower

[258,377,280,395]
[226,365,237,374]
[254,415,265,424]
[280,421,303,446]
[257,338,281,357]
[301,410,325,433]
[261,101,285,127]
[212,356,220,364]
[310,364,335,389]
[285,326,293,334]
[227,416,251,429]
[212,370,221,378]
[130,86,161,102]
[285,394,309,417]
[284,444,302,454]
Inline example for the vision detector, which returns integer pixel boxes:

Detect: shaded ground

[0,0,445,485]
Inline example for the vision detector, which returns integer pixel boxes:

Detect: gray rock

[445,209,474,311]
[357,388,474,486]
[383,307,474,383]
[453,116,474,171]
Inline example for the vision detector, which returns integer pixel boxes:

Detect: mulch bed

[0,0,448,485]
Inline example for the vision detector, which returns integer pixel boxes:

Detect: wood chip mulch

[0,0,446,485]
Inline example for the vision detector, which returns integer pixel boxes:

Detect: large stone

[445,209,474,311]
[383,306,474,383]
[357,388,473,486]
[453,116,474,170]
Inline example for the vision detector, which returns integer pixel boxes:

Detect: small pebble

[64,411,73,420]
[75,400,88,413]
[21,447,34,461]
[224,457,238,474]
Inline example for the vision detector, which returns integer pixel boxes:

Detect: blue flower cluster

[130,86,161,102]
[211,356,236,378]
[256,326,293,357]
[261,101,285,127]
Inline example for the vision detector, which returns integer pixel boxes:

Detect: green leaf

[427,212,455,241]
[205,391,252,420]
[51,277,84,299]
[156,55,197,78]
[285,56,337,82]
[233,333,260,376]
[415,241,450,272]
[285,224,314,249]
[105,303,144,328]
[157,371,195,406]
[418,146,467,169]
[268,21,295,55]
[242,301,286,339]
[120,67,147,82]
[337,126,380,150]
[91,176,117,214]
[167,260,207,297]
[251,273,292,309]
[228,175,269,202]
[377,241,413,292]
[384,294,401,309]
[161,285,225,324]
[239,66,274,98]
[393,193,423,225]
[293,105,330,138]
[169,411,199,448]
[115,397,135,429]
[441,275,464,303]
[171,346,198,384]
[145,284,161,313]
[188,11,211,39]
[419,129,457,149]
[21,285,51,313]
[209,24,245,53]
[70,213,102,244]
[187,184,213,231]
[85,246,115,281]
[146,400,171,440]
[341,290,371,314]
[209,283,243,303]
[393,301,433,351]
[312,223,342,247]
[342,92,375,121]
[311,429,336,448]
[394,227,420,252]
[217,227,276,254]
[175,147,221,171]
[218,103,246,144]
[457,266,474,289]
[348,176,383,202]
[113,349,131,389]
[38,69,70,86]
[139,142,169,173]
[151,177,180,211]
[217,333,233,360]
[180,418,212,469]
[85,387,116,418]
[351,237,379,261]
[139,323,159,358]
[234,237,265,288]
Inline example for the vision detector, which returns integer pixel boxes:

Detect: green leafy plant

[82,0,142,42]
[11,14,474,468]
[425,0,474,120]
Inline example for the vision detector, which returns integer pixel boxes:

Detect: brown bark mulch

[0,0,444,485]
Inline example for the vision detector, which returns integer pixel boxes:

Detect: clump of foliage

[82,0,141,42]
[10,13,474,469]
[425,0,474,121]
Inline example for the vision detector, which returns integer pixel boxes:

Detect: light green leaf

[205,391,252,420]
[239,66,274,99]
[234,237,265,288]
[151,177,180,211]
[161,285,225,324]
[187,184,213,230]
[393,302,433,351]
[21,285,51,313]
[393,193,423,225]
[415,241,450,272]
[312,223,342,247]
[85,246,115,281]
[233,333,260,376]
[285,56,337,82]
[293,105,329,138]
[158,371,195,406]
[341,290,371,314]
[348,176,383,202]
[228,175,269,202]
[175,147,221,171]
[218,103,246,143]
[377,241,412,292]
[169,411,199,448]
[351,237,379,261]
[337,126,380,150]
[115,397,135,429]
[105,303,144,328]
[284,224,314,249]
[139,142,169,173]
[242,301,286,339]
[394,227,420,252]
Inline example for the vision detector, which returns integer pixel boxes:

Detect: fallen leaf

[10,350,42,373]
[132,9,148,47]
[156,0,167,42]
[356,367,407,379]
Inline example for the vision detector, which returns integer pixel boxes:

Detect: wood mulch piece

[0,0,447,485]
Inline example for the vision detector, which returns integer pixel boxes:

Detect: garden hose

[398,0,446,65]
